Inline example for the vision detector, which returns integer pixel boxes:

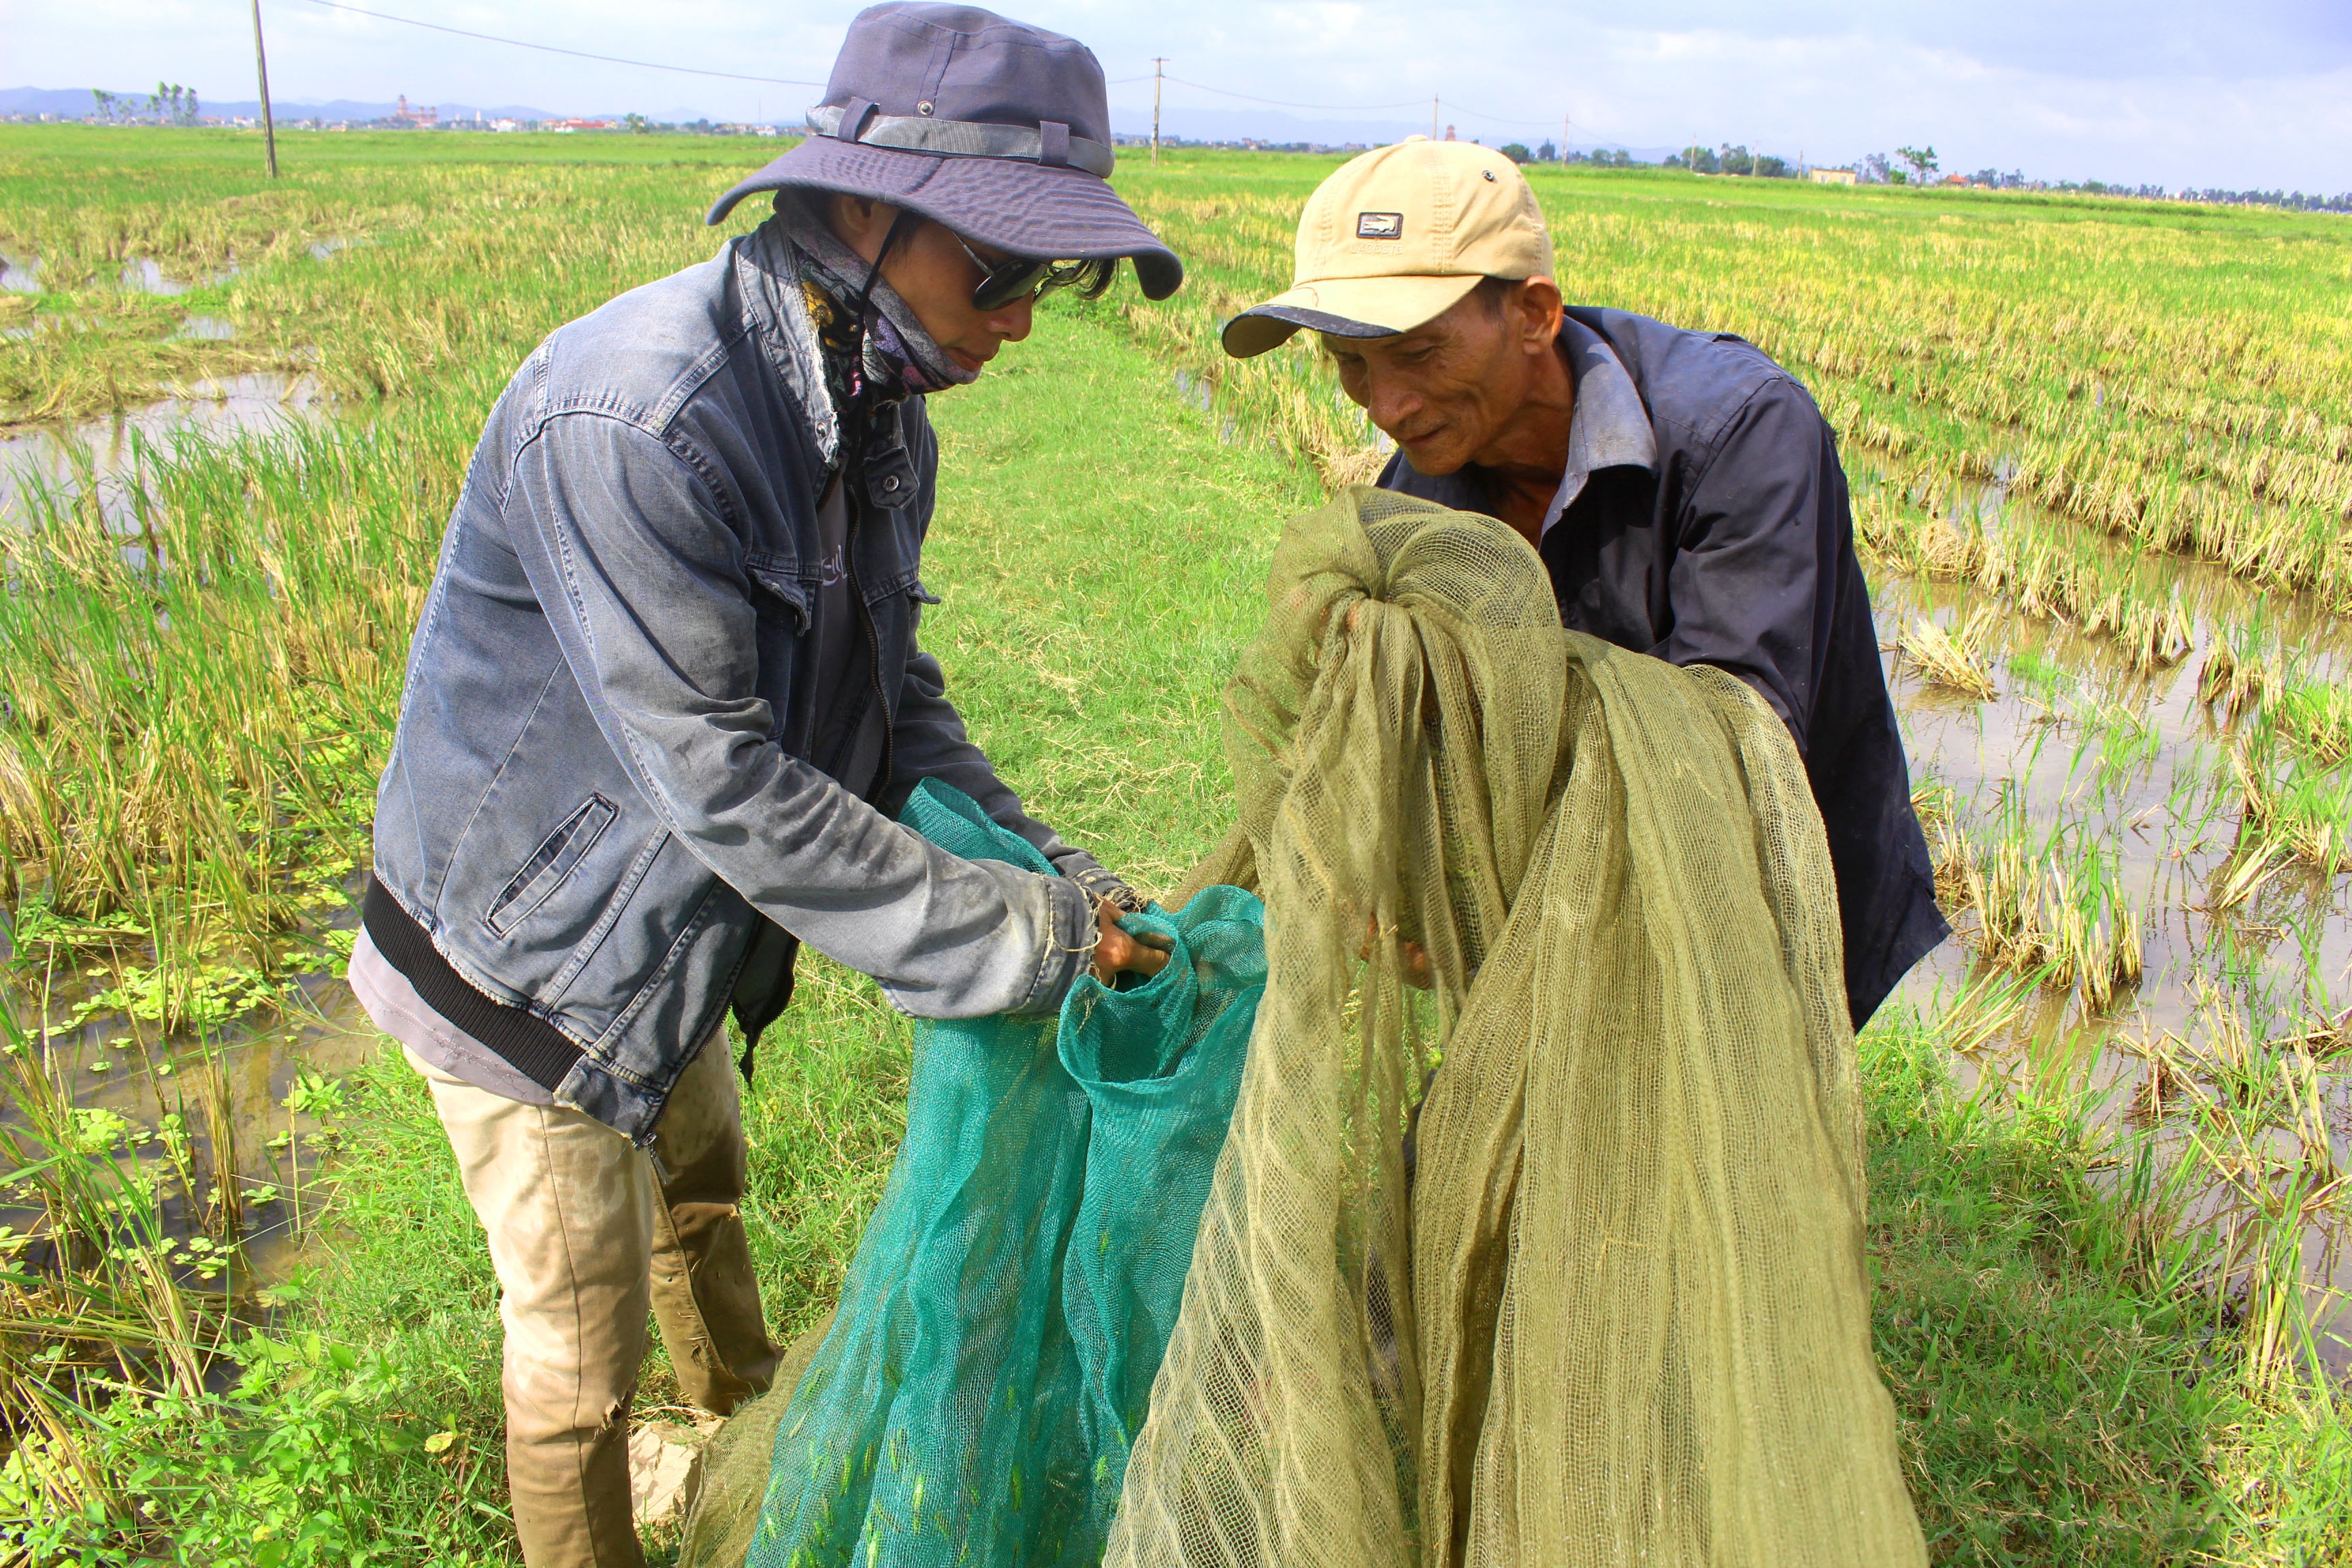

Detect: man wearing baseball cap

[1225,139,1944,1027]
[352,7,1179,1562]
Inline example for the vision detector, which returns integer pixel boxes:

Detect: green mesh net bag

[680,778,1266,1568]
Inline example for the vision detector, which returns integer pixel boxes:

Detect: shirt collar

[1540,316,1656,539]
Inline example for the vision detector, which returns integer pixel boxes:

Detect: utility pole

[1151,58,1166,165]
[250,0,279,177]
[1431,95,1439,142]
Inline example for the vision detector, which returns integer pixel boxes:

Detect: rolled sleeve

[504,411,1092,1017]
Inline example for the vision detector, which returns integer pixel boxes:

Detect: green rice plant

[2169,987,2351,1390]
[2270,679,2352,768]
[1935,791,2145,1010]
[0,985,228,1510]
[2229,739,2352,874]
[2078,583,2194,672]
[2200,636,2285,725]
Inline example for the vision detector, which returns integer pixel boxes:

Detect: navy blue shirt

[1378,306,1946,1027]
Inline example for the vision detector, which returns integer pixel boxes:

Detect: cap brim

[1220,274,1484,358]
[707,138,1183,301]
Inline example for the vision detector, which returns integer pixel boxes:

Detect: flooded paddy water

[1864,467,2352,1373]
[0,372,328,528]
[0,972,377,1295]
[2,355,344,1309]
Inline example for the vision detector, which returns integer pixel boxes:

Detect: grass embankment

[1,128,2347,1563]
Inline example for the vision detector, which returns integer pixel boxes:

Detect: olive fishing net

[685,488,1921,1567]
[1104,489,1921,1567]
[680,778,1267,1568]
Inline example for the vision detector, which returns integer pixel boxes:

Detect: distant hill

[4,86,579,124]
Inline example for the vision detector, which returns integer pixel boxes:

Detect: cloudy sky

[10,0,2349,189]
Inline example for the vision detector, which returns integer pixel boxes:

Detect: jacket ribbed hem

[361,875,587,1092]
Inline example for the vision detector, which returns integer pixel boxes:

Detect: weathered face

[828,195,1034,377]
[1322,284,1556,475]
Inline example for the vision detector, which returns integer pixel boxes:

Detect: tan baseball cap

[1220,137,1554,359]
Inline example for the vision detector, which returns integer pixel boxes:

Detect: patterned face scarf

[783,208,979,420]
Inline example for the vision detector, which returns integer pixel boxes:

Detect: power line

[282,13,1567,140]
[1158,74,1427,113]
[1436,99,1566,133]
[299,0,827,88]
[1128,74,1570,135]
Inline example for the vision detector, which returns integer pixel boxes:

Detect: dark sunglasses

[950,231,1092,311]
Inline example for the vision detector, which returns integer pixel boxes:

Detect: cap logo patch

[1356,212,1403,240]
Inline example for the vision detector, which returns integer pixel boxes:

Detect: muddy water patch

[1880,557,2352,1038]
[1,255,39,294]
[1872,540,2352,1372]
[2,970,381,1294]
[0,372,330,529]
[117,256,240,295]
[118,257,190,296]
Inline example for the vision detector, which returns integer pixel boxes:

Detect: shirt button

[883,475,900,492]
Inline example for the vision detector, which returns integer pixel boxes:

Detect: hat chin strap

[853,208,919,343]
[806,102,1115,179]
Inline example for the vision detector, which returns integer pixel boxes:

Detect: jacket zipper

[841,423,896,808]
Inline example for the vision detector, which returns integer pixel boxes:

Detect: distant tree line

[1660,144,1793,177]
[89,84,201,127]
[1508,142,1636,167]
[2178,189,2352,213]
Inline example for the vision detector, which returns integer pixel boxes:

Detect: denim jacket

[371,218,1105,1142]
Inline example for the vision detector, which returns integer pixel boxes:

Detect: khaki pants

[408,1034,781,1568]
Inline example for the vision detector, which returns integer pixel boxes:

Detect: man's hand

[1091,901,1174,985]
[1361,915,1434,990]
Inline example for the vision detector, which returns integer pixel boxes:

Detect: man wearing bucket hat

[1224,139,1945,1028]
[350,7,1179,1562]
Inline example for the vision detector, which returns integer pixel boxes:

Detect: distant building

[1810,167,1857,185]
[391,94,438,128]
[492,118,521,133]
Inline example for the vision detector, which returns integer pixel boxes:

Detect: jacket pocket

[745,550,812,632]
[485,794,619,938]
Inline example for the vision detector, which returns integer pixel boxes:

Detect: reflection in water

[1865,476,2352,1373]
[0,373,329,529]
[120,257,190,296]
[1,973,380,1294]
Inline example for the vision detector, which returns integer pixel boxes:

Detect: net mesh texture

[681,778,1267,1568]
[686,488,1922,1567]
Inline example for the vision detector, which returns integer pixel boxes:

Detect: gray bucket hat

[706,3,1182,301]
